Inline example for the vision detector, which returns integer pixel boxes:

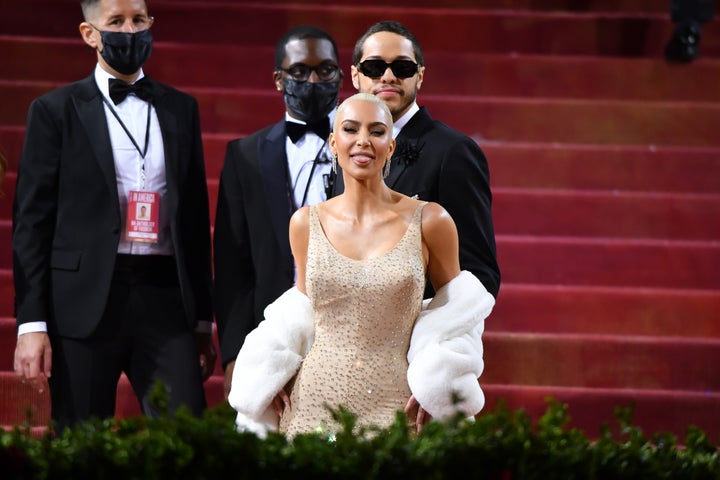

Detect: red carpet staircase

[1,0,719,442]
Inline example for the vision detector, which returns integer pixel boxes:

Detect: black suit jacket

[213,120,296,366]
[333,107,500,298]
[12,73,213,337]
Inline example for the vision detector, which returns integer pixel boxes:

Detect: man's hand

[223,360,235,401]
[14,332,52,394]
[195,332,217,381]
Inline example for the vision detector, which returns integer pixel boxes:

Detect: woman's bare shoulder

[420,201,456,230]
[290,205,311,232]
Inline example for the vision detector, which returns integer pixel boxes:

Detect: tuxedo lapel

[150,78,181,222]
[259,121,293,259]
[73,75,120,212]
[385,140,410,188]
[387,107,432,189]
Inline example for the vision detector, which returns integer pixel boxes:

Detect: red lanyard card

[126,190,159,243]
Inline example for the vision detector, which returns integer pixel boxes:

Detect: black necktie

[109,77,153,105]
[286,119,330,144]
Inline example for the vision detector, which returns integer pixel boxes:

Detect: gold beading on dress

[279,202,427,436]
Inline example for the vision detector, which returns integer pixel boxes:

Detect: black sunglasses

[357,59,419,79]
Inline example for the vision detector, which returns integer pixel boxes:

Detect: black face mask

[282,79,340,123]
[98,29,153,75]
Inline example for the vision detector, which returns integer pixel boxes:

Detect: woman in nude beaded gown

[274,93,463,436]
[228,92,492,438]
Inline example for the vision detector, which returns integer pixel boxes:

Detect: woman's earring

[383,157,392,179]
[332,154,338,175]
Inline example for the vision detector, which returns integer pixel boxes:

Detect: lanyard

[102,95,152,187]
[289,139,328,212]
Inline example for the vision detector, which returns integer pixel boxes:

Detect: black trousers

[49,255,206,432]
[671,0,715,23]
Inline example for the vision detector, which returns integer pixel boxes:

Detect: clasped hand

[14,332,52,394]
[271,390,432,432]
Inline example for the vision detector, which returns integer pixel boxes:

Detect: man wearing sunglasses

[336,20,500,299]
[214,25,343,399]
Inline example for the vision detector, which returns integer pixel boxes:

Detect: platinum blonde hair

[333,92,394,133]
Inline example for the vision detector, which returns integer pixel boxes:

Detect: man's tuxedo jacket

[12,74,213,337]
[213,120,297,366]
[333,107,500,298]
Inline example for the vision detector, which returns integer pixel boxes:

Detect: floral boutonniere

[393,138,421,166]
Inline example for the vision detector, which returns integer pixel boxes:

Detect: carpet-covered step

[484,142,720,194]
[0,319,224,377]
[489,283,720,337]
[483,384,720,444]
[497,236,720,289]
[114,373,226,419]
[0,372,50,427]
[5,379,720,444]
[0,372,226,428]
[2,1,718,58]
[167,91,720,147]
[3,83,720,147]
[4,284,719,342]
[197,136,720,193]
[493,188,720,240]
[167,0,669,13]
[0,317,16,371]
[4,37,720,103]
[0,126,23,173]
[0,270,12,317]
[199,183,720,240]
[482,332,720,391]
[5,130,720,194]
[0,220,10,268]
[132,378,720,444]
[0,172,15,219]
[7,318,719,393]
[197,179,720,240]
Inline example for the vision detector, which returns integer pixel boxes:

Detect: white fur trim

[228,287,314,433]
[407,271,495,419]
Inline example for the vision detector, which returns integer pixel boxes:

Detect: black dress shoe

[665,21,702,62]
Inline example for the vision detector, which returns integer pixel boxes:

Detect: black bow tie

[286,119,330,144]
[108,77,153,105]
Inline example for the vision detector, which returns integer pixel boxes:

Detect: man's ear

[350,65,360,90]
[416,65,425,91]
[79,22,99,49]
[273,71,283,93]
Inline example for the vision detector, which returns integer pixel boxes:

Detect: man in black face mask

[13,0,215,432]
[214,25,342,399]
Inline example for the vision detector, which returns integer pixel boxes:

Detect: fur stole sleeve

[227,287,314,437]
[407,271,495,419]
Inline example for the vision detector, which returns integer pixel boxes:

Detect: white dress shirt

[392,101,420,139]
[95,65,173,256]
[285,109,335,209]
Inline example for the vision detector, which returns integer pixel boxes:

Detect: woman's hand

[272,389,291,416]
[405,394,432,432]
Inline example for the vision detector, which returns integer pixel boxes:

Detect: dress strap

[308,205,319,231]
[413,201,428,225]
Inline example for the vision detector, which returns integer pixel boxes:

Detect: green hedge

[2,398,718,479]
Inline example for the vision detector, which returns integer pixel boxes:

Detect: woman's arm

[289,206,311,294]
[421,202,462,292]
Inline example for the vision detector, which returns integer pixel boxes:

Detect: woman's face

[330,99,395,181]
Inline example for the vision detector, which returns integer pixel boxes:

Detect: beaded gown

[278,202,427,436]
